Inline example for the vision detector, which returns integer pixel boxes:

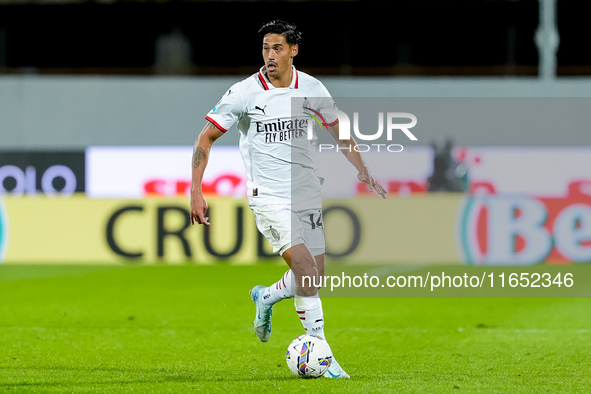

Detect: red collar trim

[258,67,298,90]
[258,71,270,90]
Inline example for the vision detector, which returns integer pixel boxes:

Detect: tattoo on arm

[192,146,207,169]
[192,121,221,168]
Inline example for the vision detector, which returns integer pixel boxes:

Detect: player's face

[262,34,298,79]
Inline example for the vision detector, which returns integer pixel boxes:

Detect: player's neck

[268,67,293,88]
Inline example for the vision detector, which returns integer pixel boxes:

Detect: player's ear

[291,44,299,58]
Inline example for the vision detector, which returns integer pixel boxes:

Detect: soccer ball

[286,334,333,378]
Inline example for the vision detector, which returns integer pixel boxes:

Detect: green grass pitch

[1,263,591,392]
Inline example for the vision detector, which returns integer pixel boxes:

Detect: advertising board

[0,151,85,197]
[0,195,461,265]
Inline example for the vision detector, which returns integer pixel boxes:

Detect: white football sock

[295,296,325,339]
[262,270,295,305]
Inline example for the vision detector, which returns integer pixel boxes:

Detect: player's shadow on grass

[0,365,297,386]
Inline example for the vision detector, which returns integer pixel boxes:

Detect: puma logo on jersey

[255,105,267,115]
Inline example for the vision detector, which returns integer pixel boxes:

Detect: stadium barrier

[1,145,591,265]
[2,192,589,265]
[0,195,464,265]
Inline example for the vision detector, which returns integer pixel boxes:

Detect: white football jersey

[205,66,337,209]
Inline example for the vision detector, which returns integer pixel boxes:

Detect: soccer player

[190,20,386,379]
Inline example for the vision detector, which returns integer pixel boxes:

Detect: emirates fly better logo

[304,107,418,152]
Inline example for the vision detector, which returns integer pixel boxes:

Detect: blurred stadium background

[2,1,591,392]
[1,0,590,265]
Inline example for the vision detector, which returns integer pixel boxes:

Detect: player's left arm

[327,122,387,199]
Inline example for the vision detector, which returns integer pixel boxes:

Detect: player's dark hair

[258,20,302,46]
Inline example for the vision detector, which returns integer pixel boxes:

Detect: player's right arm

[326,122,387,199]
[190,121,225,226]
[191,82,243,225]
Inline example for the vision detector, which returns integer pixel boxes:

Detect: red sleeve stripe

[258,72,270,90]
[205,116,227,133]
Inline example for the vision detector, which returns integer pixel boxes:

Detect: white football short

[250,204,325,256]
